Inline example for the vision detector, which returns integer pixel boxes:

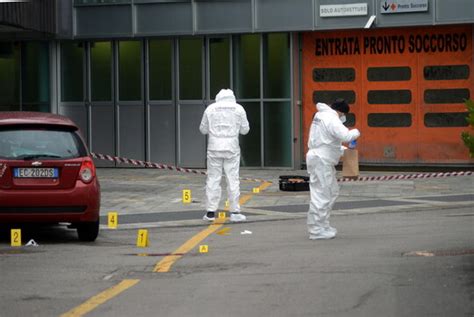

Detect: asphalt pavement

[0,166,473,317]
[97,167,474,229]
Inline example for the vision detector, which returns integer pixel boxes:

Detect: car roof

[0,112,78,129]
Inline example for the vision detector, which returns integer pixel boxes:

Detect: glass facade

[233,34,260,99]
[22,42,50,112]
[262,33,291,167]
[61,42,84,102]
[179,38,203,100]
[0,42,49,112]
[209,37,230,99]
[149,39,173,101]
[263,33,290,99]
[0,34,292,167]
[264,101,292,166]
[240,102,261,167]
[119,41,142,101]
[233,33,292,167]
[0,43,20,111]
[91,41,112,102]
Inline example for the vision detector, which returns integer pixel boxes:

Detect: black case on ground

[279,175,309,191]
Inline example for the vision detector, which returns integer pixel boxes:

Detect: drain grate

[403,249,474,257]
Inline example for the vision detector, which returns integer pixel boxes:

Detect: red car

[0,112,100,241]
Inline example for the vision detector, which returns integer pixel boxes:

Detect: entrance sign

[381,0,428,14]
[315,32,468,56]
[320,3,368,17]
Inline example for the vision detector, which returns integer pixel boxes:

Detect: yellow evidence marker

[225,200,229,207]
[218,212,226,219]
[199,245,209,253]
[108,212,118,229]
[136,229,149,247]
[11,229,21,247]
[253,187,260,193]
[182,189,192,204]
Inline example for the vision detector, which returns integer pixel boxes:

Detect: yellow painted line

[153,223,224,272]
[259,181,272,191]
[60,279,140,317]
[216,227,231,235]
[153,181,271,273]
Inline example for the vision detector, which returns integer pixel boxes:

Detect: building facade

[0,0,473,168]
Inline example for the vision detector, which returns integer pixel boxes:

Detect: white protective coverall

[199,89,250,214]
[306,102,360,239]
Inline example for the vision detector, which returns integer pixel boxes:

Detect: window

[313,90,355,105]
[424,112,469,127]
[264,101,291,167]
[368,90,411,104]
[0,42,20,111]
[367,67,411,81]
[263,33,290,98]
[234,33,292,167]
[239,102,261,167]
[0,128,87,160]
[424,89,470,104]
[233,34,260,99]
[119,41,142,101]
[345,113,356,127]
[424,65,469,80]
[21,42,50,112]
[313,68,355,82]
[209,38,230,99]
[91,41,112,102]
[149,39,172,100]
[368,113,412,127]
[179,38,203,100]
[61,42,84,102]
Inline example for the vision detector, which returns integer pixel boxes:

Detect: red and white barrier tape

[91,153,473,184]
[337,171,473,182]
[90,153,272,183]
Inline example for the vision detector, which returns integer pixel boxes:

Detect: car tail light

[79,158,96,184]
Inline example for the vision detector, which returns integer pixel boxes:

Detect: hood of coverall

[315,102,340,123]
[215,89,237,103]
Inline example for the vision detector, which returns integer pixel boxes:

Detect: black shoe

[203,211,215,221]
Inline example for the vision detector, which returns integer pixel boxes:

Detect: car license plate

[14,168,58,178]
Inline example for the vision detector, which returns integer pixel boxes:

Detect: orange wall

[302,25,474,164]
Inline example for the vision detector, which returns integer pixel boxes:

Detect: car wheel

[77,220,99,242]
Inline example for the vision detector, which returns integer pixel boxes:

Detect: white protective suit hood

[199,89,250,153]
[307,102,359,165]
[215,89,237,103]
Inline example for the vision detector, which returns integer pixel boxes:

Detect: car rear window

[0,126,87,160]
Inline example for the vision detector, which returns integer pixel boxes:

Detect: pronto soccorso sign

[315,32,468,56]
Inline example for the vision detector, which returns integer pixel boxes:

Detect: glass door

[89,41,115,167]
[59,41,88,143]
[147,39,175,165]
[177,38,206,168]
[116,40,145,162]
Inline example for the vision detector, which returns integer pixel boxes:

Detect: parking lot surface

[0,167,473,316]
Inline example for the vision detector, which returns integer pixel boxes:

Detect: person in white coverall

[200,89,250,222]
[306,99,360,240]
